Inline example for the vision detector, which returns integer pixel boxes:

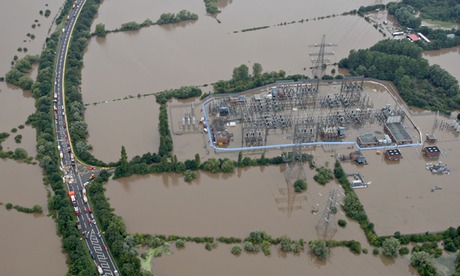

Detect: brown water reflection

[152,243,413,276]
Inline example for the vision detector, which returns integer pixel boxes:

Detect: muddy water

[423,46,460,82]
[0,1,68,274]
[153,243,413,276]
[109,165,373,248]
[0,160,67,276]
[85,97,160,162]
[341,107,460,235]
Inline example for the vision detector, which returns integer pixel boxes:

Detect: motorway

[53,1,118,275]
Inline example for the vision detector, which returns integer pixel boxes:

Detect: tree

[95,23,107,37]
[183,170,196,182]
[232,64,250,81]
[13,148,28,160]
[293,179,307,193]
[202,158,220,173]
[308,240,329,260]
[252,63,263,78]
[381,237,401,258]
[194,153,201,168]
[175,239,185,248]
[231,245,242,255]
[115,146,130,178]
[18,76,34,90]
[410,251,439,276]
[221,159,235,173]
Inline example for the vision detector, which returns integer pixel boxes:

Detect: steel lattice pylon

[315,186,342,240]
[309,35,336,78]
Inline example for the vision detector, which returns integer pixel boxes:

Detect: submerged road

[53,1,118,275]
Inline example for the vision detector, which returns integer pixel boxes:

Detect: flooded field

[85,97,160,162]
[423,46,460,82]
[153,243,413,276]
[0,160,67,276]
[107,165,370,242]
[0,1,67,275]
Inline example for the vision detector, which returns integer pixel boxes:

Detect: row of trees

[157,10,199,25]
[4,55,38,90]
[5,203,43,214]
[339,39,460,113]
[25,1,102,274]
[63,0,109,167]
[155,86,202,104]
[213,63,298,94]
[88,171,141,275]
[95,10,198,38]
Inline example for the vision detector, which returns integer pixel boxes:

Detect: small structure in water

[349,151,367,165]
[384,149,402,161]
[423,146,441,159]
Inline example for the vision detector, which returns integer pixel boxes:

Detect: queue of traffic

[54,1,118,275]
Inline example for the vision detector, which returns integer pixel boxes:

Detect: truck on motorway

[69,191,76,205]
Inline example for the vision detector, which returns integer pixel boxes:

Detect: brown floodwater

[0,160,67,276]
[85,97,160,162]
[153,243,414,276]
[0,1,68,274]
[423,46,460,82]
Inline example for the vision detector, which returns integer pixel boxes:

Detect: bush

[338,219,347,228]
[14,135,22,143]
[175,239,185,248]
[11,128,17,133]
[381,237,401,258]
[293,179,307,193]
[362,248,368,254]
[373,248,379,255]
[183,170,196,182]
[5,203,13,209]
[313,167,334,185]
[309,240,329,260]
[347,240,362,254]
[231,245,242,255]
[399,247,410,255]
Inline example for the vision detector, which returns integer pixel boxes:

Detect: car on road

[83,206,87,213]
[89,174,96,180]
[83,195,88,203]
[88,217,92,224]
[74,206,80,215]
[88,207,92,213]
